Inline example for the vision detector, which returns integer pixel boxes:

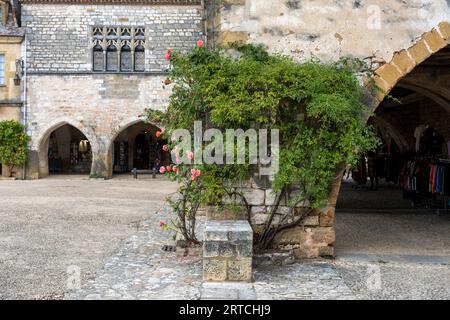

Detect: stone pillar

[90,139,112,179]
[203,219,253,283]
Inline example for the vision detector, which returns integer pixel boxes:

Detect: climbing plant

[0,120,29,178]
[148,43,379,249]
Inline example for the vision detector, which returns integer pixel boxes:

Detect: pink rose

[165,49,172,61]
[172,166,177,173]
[162,145,169,152]
[159,166,166,174]
[175,156,182,164]
[166,166,171,172]
[190,168,202,181]
[161,128,166,134]
[186,151,194,160]
[197,40,204,47]
[156,131,162,138]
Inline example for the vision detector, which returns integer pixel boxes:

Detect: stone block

[235,241,253,257]
[293,246,320,259]
[250,206,267,215]
[408,39,432,64]
[227,258,252,282]
[276,206,291,215]
[312,227,335,245]
[242,188,265,206]
[391,50,416,75]
[273,226,309,245]
[319,207,335,227]
[265,189,275,205]
[373,75,391,98]
[203,241,220,258]
[438,22,450,41]
[218,242,238,257]
[422,29,447,52]
[203,220,253,282]
[300,215,320,227]
[375,63,403,88]
[203,258,227,282]
[251,213,268,225]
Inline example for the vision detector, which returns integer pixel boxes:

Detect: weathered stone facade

[209,0,449,64]
[204,0,450,258]
[22,1,204,178]
[23,3,203,72]
[16,0,450,259]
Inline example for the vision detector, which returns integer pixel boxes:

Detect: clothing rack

[401,157,450,215]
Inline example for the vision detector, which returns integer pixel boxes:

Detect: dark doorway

[134,133,150,170]
[112,121,170,174]
[47,125,92,175]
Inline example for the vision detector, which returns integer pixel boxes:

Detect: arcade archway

[336,26,450,258]
[110,121,170,176]
[38,123,92,178]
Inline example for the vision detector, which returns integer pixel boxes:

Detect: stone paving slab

[67,206,355,300]
[66,207,204,300]
[253,263,355,300]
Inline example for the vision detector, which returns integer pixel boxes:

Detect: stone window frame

[91,26,146,73]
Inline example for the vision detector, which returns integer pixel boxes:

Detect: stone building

[5,0,450,258]
[205,0,450,258]
[0,0,24,177]
[21,0,204,179]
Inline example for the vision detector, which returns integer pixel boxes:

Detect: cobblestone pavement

[66,205,205,300]
[332,255,450,300]
[335,180,450,299]
[2,177,449,300]
[0,175,178,300]
[68,205,355,300]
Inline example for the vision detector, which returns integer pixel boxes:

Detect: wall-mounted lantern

[14,59,24,86]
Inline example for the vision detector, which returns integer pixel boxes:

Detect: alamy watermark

[170,121,280,176]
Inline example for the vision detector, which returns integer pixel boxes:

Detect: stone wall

[25,73,169,178]
[208,172,343,259]
[210,0,449,64]
[204,0,450,259]
[22,4,203,72]
[22,3,204,178]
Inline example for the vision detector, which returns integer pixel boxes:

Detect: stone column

[203,207,254,283]
[89,138,113,179]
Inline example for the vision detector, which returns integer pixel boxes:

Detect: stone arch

[32,119,97,179]
[105,117,164,178]
[372,21,450,109]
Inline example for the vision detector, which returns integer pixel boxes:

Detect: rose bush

[150,42,379,249]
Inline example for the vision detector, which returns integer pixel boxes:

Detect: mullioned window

[92,27,146,72]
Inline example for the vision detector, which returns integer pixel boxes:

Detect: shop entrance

[335,44,450,257]
[112,121,170,175]
[47,124,92,175]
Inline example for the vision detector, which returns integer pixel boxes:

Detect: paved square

[1,177,449,300]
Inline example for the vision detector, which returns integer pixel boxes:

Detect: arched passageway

[38,124,92,178]
[335,30,450,258]
[110,121,170,176]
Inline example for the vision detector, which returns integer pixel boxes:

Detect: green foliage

[148,45,379,246]
[0,120,29,177]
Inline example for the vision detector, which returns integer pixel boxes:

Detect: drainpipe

[22,33,28,180]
